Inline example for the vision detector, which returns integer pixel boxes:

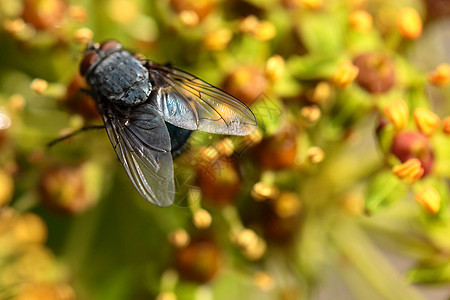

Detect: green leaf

[298,11,346,55]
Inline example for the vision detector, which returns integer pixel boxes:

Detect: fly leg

[47,125,105,148]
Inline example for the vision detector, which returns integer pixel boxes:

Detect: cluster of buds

[38,163,101,214]
[0,208,75,299]
[222,66,268,105]
[379,98,447,213]
[239,15,277,42]
[170,0,215,24]
[2,0,92,46]
[255,125,298,170]
[174,237,221,283]
[231,228,267,261]
[195,152,241,206]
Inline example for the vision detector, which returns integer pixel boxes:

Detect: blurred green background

[0,0,450,299]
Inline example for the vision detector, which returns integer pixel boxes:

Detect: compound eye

[100,40,121,52]
[80,51,98,76]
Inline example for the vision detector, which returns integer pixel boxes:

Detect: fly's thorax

[85,50,152,106]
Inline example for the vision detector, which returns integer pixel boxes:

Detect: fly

[71,40,257,207]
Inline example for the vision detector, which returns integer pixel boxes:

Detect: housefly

[77,40,257,207]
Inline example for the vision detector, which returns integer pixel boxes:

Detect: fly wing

[145,61,257,136]
[99,102,175,207]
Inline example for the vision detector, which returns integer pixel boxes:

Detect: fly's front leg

[47,125,105,148]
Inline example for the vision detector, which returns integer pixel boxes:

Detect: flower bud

[0,169,14,208]
[30,78,48,95]
[8,94,26,114]
[301,105,321,124]
[307,146,325,164]
[349,10,373,33]
[428,64,450,87]
[239,232,266,261]
[392,158,424,183]
[253,272,275,292]
[22,0,67,30]
[243,129,263,147]
[193,209,212,229]
[254,21,276,41]
[68,6,88,23]
[215,138,234,157]
[234,229,258,249]
[178,10,199,27]
[332,61,359,88]
[384,99,409,131]
[353,53,395,94]
[251,182,279,202]
[13,213,48,244]
[196,155,241,205]
[175,238,221,283]
[391,131,433,175]
[397,7,422,40]
[63,75,100,120]
[443,116,450,135]
[107,0,138,25]
[170,0,215,21]
[413,108,441,136]
[15,283,75,300]
[38,164,98,214]
[3,18,26,35]
[222,66,267,105]
[265,55,285,82]
[239,16,276,41]
[255,126,297,170]
[239,15,259,34]
[168,229,190,248]
[415,186,440,214]
[203,28,232,51]
[74,27,94,44]
[274,192,301,219]
[0,111,11,131]
[307,81,332,105]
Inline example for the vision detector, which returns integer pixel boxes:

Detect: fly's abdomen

[87,51,152,106]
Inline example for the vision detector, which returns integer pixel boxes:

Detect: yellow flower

[265,55,285,82]
[251,182,279,201]
[332,61,359,88]
[254,21,276,41]
[307,146,325,163]
[392,158,424,183]
[413,108,441,136]
[30,78,48,95]
[443,116,450,135]
[193,209,212,229]
[415,186,441,214]
[428,64,450,87]
[168,228,190,248]
[203,28,232,51]
[0,169,14,208]
[384,99,409,131]
[397,8,422,40]
[349,10,373,33]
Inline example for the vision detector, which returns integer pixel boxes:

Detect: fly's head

[79,40,123,77]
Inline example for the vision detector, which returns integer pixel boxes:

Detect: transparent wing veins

[147,62,257,136]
